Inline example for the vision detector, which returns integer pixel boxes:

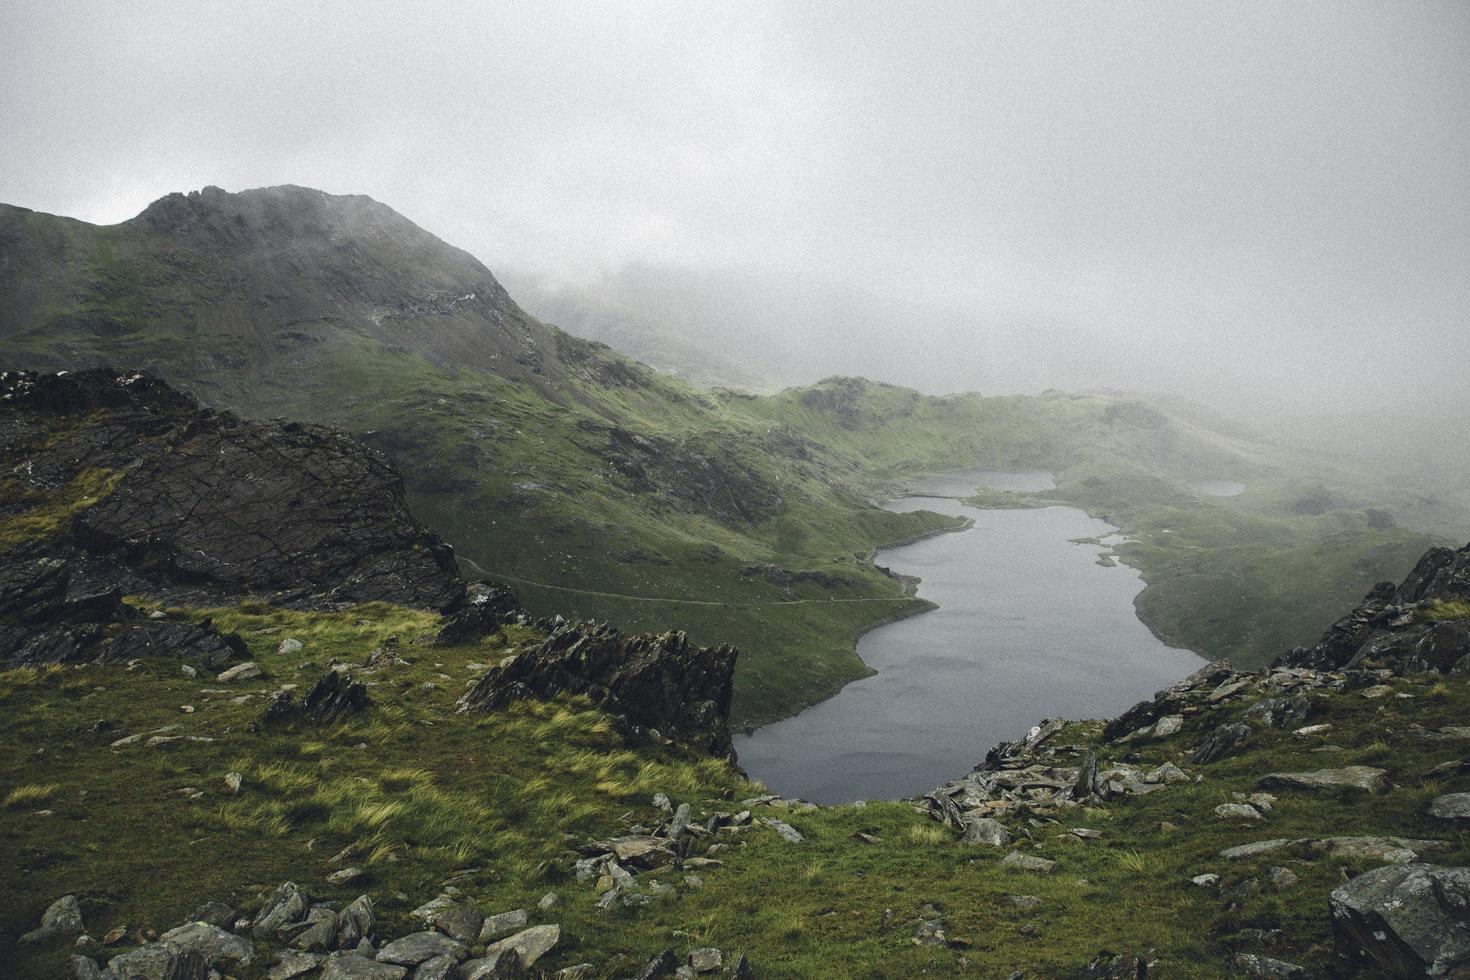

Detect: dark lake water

[733,475,1202,803]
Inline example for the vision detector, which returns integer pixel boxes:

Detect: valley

[1,186,1461,729]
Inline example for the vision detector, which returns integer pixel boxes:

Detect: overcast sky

[2,1,1466,413]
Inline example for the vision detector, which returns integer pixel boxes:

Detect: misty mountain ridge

[2,183,1461,723]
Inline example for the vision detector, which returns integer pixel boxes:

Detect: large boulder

[1329,863,1470,975]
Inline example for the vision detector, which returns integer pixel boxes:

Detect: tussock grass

[906,824,950,845]
[3,783,59,808]
[1420,599,1470,622]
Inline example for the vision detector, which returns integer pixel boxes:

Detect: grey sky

[2,1,1467,412]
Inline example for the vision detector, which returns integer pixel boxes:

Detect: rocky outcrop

[1283,542,1470,674]
[1329,863,1470,975]
[1,369,464,613]
[433,582,521,645]
[0,369,476,665]
[459,621,738,759]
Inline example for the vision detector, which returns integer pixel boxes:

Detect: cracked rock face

[1,370,466,621]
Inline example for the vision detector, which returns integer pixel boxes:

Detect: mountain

[1,185,1459,726]
[2,372,1467,976]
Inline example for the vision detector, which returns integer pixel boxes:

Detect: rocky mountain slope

[1,188,1460,726]
[1,371,1467,977]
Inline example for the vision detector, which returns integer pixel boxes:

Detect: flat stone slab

[1000,851,1056,873]
[486,924,560,967]
[1429,792,1470,822]
[1257,766,1387,793]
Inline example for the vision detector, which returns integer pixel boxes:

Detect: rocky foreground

[3,370,1469,977]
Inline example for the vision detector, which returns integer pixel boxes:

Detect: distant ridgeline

[1,186,1463,726]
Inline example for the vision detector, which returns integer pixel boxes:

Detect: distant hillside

[1,186,1455,723]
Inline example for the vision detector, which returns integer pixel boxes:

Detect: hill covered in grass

[3,370,1469,978]
[1,187,1460,725]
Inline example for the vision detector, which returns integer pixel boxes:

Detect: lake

[733,473,1202,803]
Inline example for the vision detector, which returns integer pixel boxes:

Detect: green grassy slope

[5,594,1468,978]
[2,190,1459,723]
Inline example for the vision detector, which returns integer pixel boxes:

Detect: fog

[2,1,1466,417]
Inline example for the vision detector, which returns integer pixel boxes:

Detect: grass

[0,467,121,550]
[1421,599,1470,622]
[2,594,1469,977]
[2,784,59,809]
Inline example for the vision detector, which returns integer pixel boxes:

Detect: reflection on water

[734,476,1201,803]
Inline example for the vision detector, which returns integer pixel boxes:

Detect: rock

[635,949,680,979]
[1245,695,1310,729]
[319,950,410,979]
[253,881,309,934]
[0,370,465,616]
[161,951,210,980]
[180,899,235,934]
[1312,836,1448,864]
[1220,839,1301,860]
[1190,874,1220,887]
[328,867,365,886]
[460,952,526,980]
[959,815,1012,847]
[20,894,85,943]
[278,638,304,655]
[217,661,263,682]
[762,817,804,843]
[289,909,340,952]
[1209,679,1251,702]
[262,671,372,725]
[458,622,738,758]
[1074,948,1158,977]
[1232,953,1307,977]
[1429,792,1470,822]
[72,955,105,980]
[485,924,560,968]
[224,772,243,794]
[267,950,326,980]
[1292,723,1332,737]
[377,931,468,966]
[1330,863,1470,975]
[336,894,376,950]
[431,903,483,944]
[1073,748,1099,799]
[1190,722,1250,764]
[1266,866,1299,890]
[1001,851,1055,873]
[1215,803,1263,821]
[724,953,754,979]
[689,948,722,973]
[411,954,460,980]
[1361,684,1394,698]
[433,582,520,645]
[1258,766,1388,794]
[101,943,175,980]
[537,891,559,910]
[478,909,529,943]
[1145,762,1189,784]
[158,921,255,965]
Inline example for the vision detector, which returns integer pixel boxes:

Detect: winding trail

[455,555,922,607]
